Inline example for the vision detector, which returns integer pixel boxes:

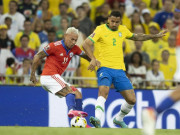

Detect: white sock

[95,96,106,120]
[116,101,134,122]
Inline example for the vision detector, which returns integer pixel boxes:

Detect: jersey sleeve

[88,26,101,43]
[43,42,55,56]
[124,26,134,39]
[74,45,83,55]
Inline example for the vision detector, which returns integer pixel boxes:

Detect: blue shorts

[97,67,133,92]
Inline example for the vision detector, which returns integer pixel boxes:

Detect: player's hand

[88,58,96,71]
[30,74,37,85]
[96,59,101,68]
[155,29,168,38]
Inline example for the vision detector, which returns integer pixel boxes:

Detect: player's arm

[30,50,47,84]
[82,38,100,71]
[78,51,91,62]
[129,30,167,41]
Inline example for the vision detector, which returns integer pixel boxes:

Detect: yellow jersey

[157,47,177,72]
[88,24,133,70]
[5,67,14,84]
[159,62,175,86]
[14,31,40,50]
[142,39,168,61]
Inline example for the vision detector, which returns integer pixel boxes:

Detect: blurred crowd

[0,0,180,89]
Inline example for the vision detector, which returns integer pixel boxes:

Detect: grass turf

[0,127,179,135]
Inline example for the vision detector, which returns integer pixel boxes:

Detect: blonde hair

[66,27,79,35]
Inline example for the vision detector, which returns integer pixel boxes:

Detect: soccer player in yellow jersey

[83,11,167,128]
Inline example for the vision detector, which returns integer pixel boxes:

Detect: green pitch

[0,126,179,135]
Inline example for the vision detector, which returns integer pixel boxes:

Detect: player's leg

[142,86,180,135]
[70,86,82,111]
[90,67,112,128]
[113,70,136,128]
[40,75,87,117]
[156,86,180,114]
[90,85,110,128]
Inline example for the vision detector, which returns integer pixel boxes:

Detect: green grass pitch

[0,127,179,135]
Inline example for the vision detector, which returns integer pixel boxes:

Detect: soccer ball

[70,116,87,128]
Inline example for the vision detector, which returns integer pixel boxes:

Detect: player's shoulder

[95,24,106,30]
[118,25,129,30]
[50,40,63,47]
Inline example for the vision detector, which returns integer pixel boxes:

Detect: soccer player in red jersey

[30,27,92,118]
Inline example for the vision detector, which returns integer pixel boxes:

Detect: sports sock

[66,93,76,111]
[116,101,134,122]
[156,96,175,114]
[95,96,106,120]
[75,99,82,111]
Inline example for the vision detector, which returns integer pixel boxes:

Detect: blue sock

[156,97,175,114]
[75,99,82,111]
[66,93,76,111]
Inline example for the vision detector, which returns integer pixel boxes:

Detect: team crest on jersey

[90,33,95,38]
[118,32,122,37]
[70,52,74,57]
[44,45,50,50]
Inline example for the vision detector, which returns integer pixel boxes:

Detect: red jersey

[41,40,82,76]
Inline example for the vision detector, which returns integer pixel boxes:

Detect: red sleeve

[74,45,82,55]
[43,43,55,56]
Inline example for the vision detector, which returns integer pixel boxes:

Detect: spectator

[76,6,94,37]
[127,51,146,88]
[0,0,25,37]
[12,34,36,62]
[125,0,142,17]
[146,59,165,89]
[148,0,162,17]
[18,0,38,19]
[159,50,175,86]
[142,22,168,61]
[125,41,150,69]
[17,58,32,85]
[153,0,173,28]
[95,3,110,26]
[51,3,71,31]
[119,2,131,30]
[71,17,86,46]
[38,29,57,52]
[14,19,41,51]
[0,0,2,17]
[82,2,91,18]
[38,0,53,21]
[162,18,175,41]
[0,24,15,50]
[130,11,144,32]
[5,57,16,84]
[43,19,53,35]
[172,8,180,28]
[33,19,48,43]
[70,0,89,11]
[56,17,69,40]
[142,8,152,34]
[4,16,14,40]
[158,34,177,73]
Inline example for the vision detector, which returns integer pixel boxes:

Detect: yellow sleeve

[124,26,134,39]
[35,34,41,48]
[14,32,22,47]
[88,26,101,43]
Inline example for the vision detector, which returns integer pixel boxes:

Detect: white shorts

[40,74,70,95]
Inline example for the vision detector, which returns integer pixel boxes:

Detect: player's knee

[74,90,82,99]
[99,86,109,99]
[127,97,136,105]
